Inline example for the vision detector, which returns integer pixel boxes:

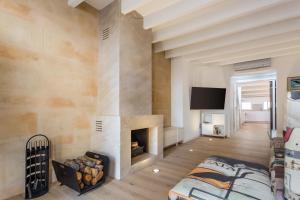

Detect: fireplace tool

[25,134,50,199]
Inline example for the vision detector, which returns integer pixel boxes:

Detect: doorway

[230,71,277,137]
[240,80,271,125]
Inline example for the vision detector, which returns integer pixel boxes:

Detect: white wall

[171,58,185,127]
[271,55,300,134]
[241,96,270,123]
[171,59,231,142]
[242,97,269,104]
[287,94,300,128]
[171,54,300,141]
[242,111,270,122]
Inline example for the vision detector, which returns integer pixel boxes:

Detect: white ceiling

[121,0,300,65]
[70,0,300,65]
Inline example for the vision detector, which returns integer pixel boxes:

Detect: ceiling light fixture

[153,168,160,174]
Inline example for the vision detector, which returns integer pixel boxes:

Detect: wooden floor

[10,123,270,200]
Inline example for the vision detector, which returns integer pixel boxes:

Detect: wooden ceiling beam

[190,39,300,63]
[155,0,300,52]
[152,0,285,42]
[183,30,300,61]
[143,0,220,29]
[136,0,182,17]
[165,18,300,58]
[214,47,300,65]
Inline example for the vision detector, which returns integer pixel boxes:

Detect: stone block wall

[0,0,169,198]
[0,1,99,199]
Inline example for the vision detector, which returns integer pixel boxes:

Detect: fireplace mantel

[120,115,164,178]
[91,115,163,179]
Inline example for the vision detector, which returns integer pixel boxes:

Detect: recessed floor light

[153,168,160,174]
[189,149,193,152]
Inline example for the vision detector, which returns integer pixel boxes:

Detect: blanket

[168,156,274,200]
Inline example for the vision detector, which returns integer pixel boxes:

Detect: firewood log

[79,166,83,173]
[96,171,104,181]
[84,155,102,165]
[83,160,95,168]
[131,142,138,149]
[84,166,92,175]
[91,171,104,186]
[64,160,80,171]
[83,174,92,185]
[73,159,86,171]
[74,158,83,164]
[90,178,97,186]
[91,168,99,178]
[77,156,96,167]
[79,182,84,190]
[76,171,82,182]
[95,164,104,171]
[79,164,87,173]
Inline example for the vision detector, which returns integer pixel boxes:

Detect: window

[263,101,271,110]
[242,102,252,110]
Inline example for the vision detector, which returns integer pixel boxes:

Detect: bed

[168,156,274,200]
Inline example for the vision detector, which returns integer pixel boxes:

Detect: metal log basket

[52,152,110,196]
[25,134,50,199]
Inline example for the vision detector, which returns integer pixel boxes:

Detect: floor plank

[8,123,270,200]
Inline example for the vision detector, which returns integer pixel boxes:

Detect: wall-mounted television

[190,87,226,110]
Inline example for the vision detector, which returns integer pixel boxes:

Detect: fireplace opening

[131,128,149,159]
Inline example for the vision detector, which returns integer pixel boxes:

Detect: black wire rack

[52,152,110,196]
[25,134,50,199]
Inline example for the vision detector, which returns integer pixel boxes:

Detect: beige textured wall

[98,0,152,116]
[0,1,99,199]
[152,51,171,127]
[119,11,152,116]
[97,0,120,116]
[92,0,153,179]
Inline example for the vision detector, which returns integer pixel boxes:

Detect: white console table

[201,111,226,138]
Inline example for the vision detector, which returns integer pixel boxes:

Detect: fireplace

[91,115,163,179]
[131,128,149,158]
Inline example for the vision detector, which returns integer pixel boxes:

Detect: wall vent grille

[233,58,271,71]
[102,27,110,40]
[95,120,103,133]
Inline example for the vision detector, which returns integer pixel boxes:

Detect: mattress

[169,156,274,200]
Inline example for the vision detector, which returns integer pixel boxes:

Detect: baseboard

[163,141,183,150]
[244,121,270,124]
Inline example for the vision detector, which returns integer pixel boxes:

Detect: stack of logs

[64,156,104,189]
[131,141,139,149]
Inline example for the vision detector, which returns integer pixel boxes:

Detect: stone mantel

[120,115,164,178]
[91,114,164,179]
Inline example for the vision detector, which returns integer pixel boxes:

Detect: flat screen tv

[190,87,226,110]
